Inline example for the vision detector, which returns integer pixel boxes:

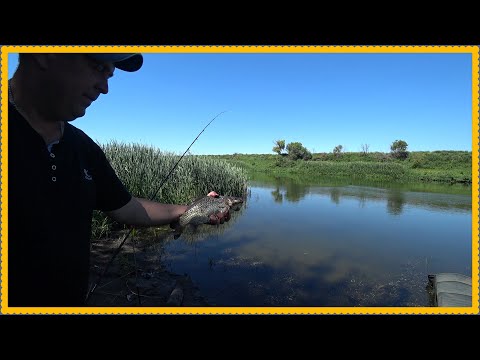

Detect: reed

[92,141,249,238]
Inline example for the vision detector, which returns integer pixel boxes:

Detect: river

[160,174,473,307]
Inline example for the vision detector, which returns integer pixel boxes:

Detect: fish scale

[178,195,243,227]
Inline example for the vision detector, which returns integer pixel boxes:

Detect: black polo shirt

[8,102,132,306]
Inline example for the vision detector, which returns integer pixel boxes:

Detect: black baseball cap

[87,53,143,72]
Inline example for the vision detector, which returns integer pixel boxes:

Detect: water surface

[160,175,472,307]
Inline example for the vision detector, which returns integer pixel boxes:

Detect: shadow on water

[159,238,435,306]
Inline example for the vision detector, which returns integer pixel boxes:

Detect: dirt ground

[87,227,210,307]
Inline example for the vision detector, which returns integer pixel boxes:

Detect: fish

[173,194,243,239]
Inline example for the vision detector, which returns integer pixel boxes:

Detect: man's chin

[68,108,87,121]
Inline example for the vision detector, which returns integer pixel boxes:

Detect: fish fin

[189,195,206,205]
[173,225,185,240]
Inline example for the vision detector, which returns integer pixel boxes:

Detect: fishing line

[85,110,228,304]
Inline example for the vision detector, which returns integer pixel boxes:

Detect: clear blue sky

[7,52,473,155]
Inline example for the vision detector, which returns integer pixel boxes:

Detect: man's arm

[106,197,188,227]
[106,192,230,228]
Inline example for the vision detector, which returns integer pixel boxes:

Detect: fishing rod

[85,110,227,304]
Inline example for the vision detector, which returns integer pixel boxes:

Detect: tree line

[272,139,409,160]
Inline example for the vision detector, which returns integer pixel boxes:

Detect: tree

[272,139,286,155]
[361,144,369,156]
[333,145,343,157]
[390,140,409,159]
[286,142,312,160]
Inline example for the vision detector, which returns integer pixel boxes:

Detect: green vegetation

[90,140,471,238]
[211,150,472,184]
[272,139,286,155]
[92,141,248,238]
[390,140,409,159]
[333,145,343,157]
[286,142,312,160]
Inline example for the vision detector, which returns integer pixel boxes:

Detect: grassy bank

[92,141,249,238]
[210,151,472,184]
[91,146,471,237]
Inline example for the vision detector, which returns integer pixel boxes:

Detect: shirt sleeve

[90,141,132,212]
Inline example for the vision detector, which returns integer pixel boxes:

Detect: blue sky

[7,52,473,155]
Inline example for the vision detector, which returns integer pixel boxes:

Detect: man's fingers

[209,214,220,225]
[208,212,227,224]
[207,208,231,225]
[217,211,225,224]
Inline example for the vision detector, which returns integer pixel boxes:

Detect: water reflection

[271,187,283,203]
[262,175,471,215]
[251,171,472,196]
[386,190,405,216]
[330,187,340,205]
[266,178,310,202]
[160,173,472,307]
[284,181,308,202]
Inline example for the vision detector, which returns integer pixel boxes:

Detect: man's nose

[96,79,109,95]
[97,65,114,94]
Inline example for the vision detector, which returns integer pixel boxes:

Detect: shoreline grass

[92,141,249,239]
[211,151,472,185]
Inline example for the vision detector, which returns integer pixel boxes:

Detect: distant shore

[210,151,472,185]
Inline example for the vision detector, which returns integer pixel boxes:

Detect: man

[7,53,229,306]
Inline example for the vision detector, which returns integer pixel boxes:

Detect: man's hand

[169,190,231,229]
[208,208,231,225]
[206,191,231,225]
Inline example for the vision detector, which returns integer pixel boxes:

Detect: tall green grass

[92,141,248,238]
[294,160,409,181]
[212,151,472,184]
[405,151,471,170]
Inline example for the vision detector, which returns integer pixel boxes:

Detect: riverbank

[88,227,209,307]
[210,151,472,184]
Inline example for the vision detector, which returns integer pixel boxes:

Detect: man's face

[42,54,115,121]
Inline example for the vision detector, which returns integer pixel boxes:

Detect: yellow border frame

[1,45,478,315]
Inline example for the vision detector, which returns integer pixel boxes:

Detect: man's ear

[31,54,56,70]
